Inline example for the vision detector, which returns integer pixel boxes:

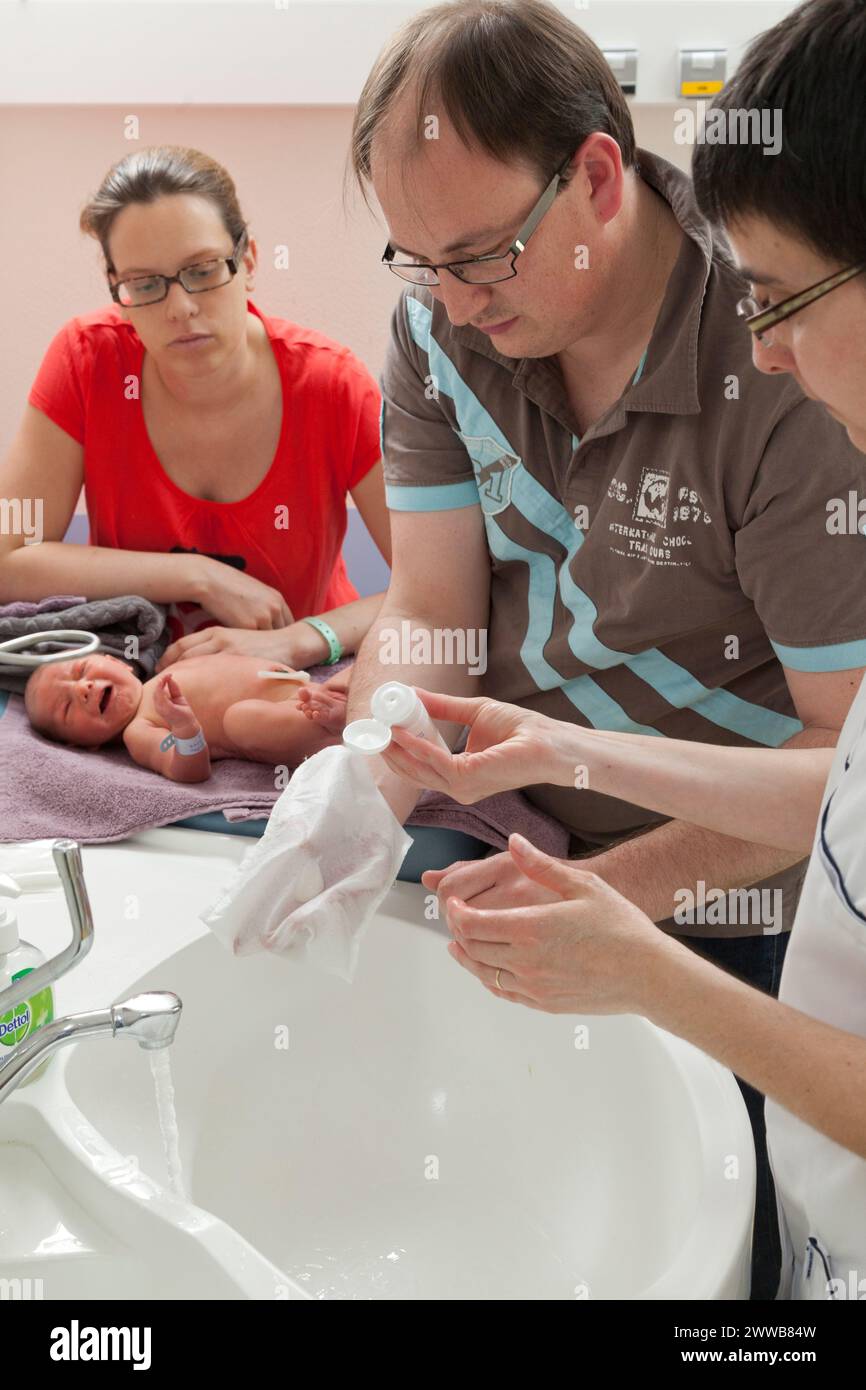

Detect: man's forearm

[586,816,804,923]
[567,724,834,920]
[347,606,481,822]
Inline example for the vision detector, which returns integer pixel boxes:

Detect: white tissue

[200,744,413,982]
[293,859,325,903]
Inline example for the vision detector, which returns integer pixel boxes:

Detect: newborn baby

[24,651,351,783]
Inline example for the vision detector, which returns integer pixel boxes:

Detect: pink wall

[0,102,689,486]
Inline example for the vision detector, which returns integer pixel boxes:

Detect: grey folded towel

[0,594,168,693]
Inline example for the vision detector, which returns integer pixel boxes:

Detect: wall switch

[602,48,638,97]
[678,48,726,98]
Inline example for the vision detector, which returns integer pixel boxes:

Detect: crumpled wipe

[200,744,413,982]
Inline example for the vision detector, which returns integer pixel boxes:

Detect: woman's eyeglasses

[109,230,248,308]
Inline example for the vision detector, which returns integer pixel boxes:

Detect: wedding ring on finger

[495,967,502,990]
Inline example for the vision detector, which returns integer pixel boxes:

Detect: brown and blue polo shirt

[377,147,866,935]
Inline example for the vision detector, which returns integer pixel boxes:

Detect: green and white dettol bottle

[0,875,54,1085]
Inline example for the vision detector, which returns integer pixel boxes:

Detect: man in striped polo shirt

[345,0,866,1296]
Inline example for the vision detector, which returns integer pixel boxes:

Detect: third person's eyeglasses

[737,261,866,346]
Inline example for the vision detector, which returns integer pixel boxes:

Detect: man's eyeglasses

[109,230,249,307]
[737,262,866,347]
[382,154,573,286]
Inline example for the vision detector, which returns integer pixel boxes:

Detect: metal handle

[0,992,182,1101]
[53,839,94,954]
[0,840,94,1012]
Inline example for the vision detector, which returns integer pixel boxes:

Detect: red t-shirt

[27,300,382,644]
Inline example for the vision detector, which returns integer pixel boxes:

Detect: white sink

[2,830,755,1300]
[0,1098,300,1299]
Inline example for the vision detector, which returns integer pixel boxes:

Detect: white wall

[0,1,801,105]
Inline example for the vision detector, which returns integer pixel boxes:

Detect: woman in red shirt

[0,145,391,670]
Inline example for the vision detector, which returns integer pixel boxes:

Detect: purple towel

[0,663,570,856]
[0,691,277,844]
[408,786,569,857]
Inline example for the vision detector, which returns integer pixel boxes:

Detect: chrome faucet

[0,840,182,1102]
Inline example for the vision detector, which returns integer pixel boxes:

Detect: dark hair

[80,145,248,273]
[23,664,58,739]
[692,0,866,266]
[345,0,636,212]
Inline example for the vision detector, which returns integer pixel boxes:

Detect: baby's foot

[297,686,348,735]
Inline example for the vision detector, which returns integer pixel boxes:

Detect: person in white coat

[380,0,866,1300]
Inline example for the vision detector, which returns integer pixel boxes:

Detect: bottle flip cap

[344,683,421,756]
[342,718,392,755]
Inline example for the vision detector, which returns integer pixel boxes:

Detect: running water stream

[149,1048,187,1199]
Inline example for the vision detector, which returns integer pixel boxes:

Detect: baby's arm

[122,673,211,783]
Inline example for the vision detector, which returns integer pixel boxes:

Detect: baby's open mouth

[99,685,113,715]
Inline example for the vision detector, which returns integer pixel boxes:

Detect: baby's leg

[223,699,342,766]
[297,685,348,735]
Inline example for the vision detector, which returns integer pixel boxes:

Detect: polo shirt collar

[446,147,716,429]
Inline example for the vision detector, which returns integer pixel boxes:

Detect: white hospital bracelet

[161,728,207,756]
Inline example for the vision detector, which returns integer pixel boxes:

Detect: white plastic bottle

[370,682,451,750]
[0,876,54,1085]
[343,681,450,755]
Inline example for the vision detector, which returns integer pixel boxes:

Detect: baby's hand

[153,672,199,736]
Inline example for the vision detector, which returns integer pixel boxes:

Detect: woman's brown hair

[80,145,248,272]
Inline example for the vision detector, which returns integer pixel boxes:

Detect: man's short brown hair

[346,0,637,211]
